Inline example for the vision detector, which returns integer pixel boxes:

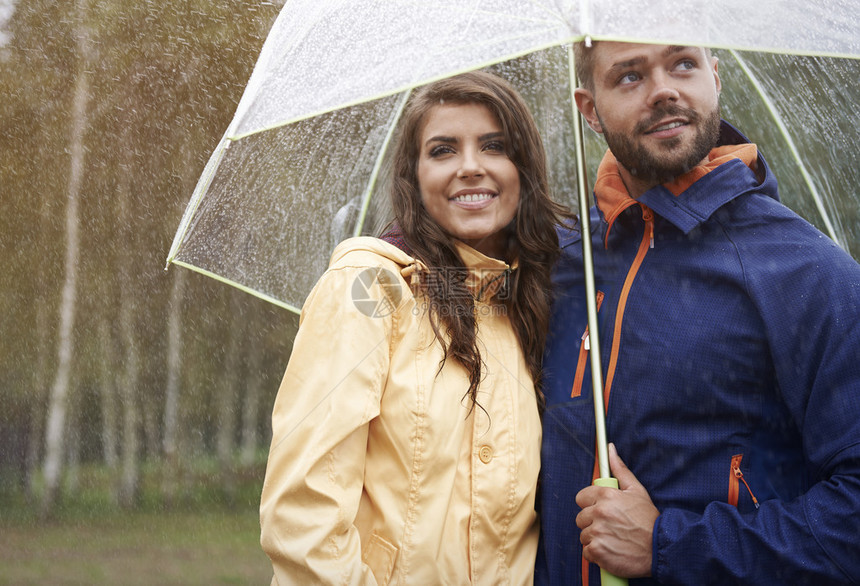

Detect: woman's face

[416,102,520,260]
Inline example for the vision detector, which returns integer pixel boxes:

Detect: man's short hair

[573,40,597,92]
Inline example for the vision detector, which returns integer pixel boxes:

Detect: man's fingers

[575,485,599,509]
[576,509,592,536]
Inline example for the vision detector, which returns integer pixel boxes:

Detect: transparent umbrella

[166,5,859,581]
[166,0,860,314]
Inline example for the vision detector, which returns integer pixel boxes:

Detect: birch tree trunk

[116,119,140,509]
[240,309,263,466]
[40,0,90,517]
[161,267,185,502]
[216,289,245,499]
[162,128,198,501]
[98,316,119,470]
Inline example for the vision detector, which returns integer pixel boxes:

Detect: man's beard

[599,103,722,186]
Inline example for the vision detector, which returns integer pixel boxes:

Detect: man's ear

[574,88,602,134]
[712,56,722,94]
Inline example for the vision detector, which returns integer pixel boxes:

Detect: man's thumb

[608,442,642,492]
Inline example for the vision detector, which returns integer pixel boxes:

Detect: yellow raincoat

[260,237,541,585]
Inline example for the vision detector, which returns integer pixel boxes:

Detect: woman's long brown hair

[388,71,573,411]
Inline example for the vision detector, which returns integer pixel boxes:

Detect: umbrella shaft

[569,45,611,480]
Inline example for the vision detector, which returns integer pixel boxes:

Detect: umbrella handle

[592,477,629,586]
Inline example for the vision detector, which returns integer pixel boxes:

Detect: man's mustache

[635,105,701,135]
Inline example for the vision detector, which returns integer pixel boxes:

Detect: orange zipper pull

[642,207,655,248]
[733,465,760,509]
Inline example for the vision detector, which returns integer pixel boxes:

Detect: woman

[260,71,570,584]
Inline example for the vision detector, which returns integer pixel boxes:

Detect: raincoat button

[479,445,493,464]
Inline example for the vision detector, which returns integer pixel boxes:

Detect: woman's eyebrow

[425,135,457,146]
[425,131,504,146]
[479,132,505,141]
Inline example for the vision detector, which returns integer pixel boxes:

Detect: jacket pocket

[571,291,605,398]
[362,531,398,585]
[728,454,760,509]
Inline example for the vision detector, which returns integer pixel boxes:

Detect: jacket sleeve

[653,228,860,584]
[260,262,397,585]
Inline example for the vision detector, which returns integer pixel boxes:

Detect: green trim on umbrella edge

[168,259,302,315]
[729,49,844,250]
[353,89,412,238]
[165,134,232,266]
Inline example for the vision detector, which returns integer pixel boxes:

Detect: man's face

[576,43,722,190]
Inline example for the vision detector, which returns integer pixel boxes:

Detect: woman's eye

[429,145,454,157]
[483,141,506,153]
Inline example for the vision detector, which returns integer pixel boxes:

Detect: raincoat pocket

[362,531,398,585]
[571,291,605,398]
[728,453,760,509]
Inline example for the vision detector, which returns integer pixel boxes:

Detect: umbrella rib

[729,50,844,250]
[165,134,232,266]
[352,90,412,238]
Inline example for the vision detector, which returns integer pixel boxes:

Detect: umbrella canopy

[167,0,860,313]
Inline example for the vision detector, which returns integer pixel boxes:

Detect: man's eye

[619,72,640,85]
[676,59,696,71]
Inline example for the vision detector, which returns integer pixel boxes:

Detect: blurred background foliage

[0,0,299,529]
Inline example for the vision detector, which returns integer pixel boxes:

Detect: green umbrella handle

[592,477,628,586]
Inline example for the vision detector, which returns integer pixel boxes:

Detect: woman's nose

[457,149,484,179]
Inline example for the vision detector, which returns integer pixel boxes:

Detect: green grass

[0,509,272,585]
[0,456,274,584]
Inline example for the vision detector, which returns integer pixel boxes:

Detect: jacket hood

[330,237,515,302]
[331,236,416,268]
[597,120,780,236]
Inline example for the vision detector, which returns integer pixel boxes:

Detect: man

[535,41,860,585]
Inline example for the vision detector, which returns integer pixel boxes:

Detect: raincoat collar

[338,237,514,303]
[452,240,516,302]
[595,120,779,236]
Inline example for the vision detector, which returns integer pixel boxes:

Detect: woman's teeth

[452,193,494,202]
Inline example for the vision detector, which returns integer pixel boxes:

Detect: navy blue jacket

[536,123,860,585]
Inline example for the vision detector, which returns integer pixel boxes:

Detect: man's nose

[648,70,680,106]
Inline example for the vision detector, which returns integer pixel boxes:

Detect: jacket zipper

[583,205,655,586]
[602,204,654,405]
[729,454,760,509]
[571,291,605,398]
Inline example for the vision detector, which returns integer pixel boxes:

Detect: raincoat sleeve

[260,260,398,585]
[652,234,860,584]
